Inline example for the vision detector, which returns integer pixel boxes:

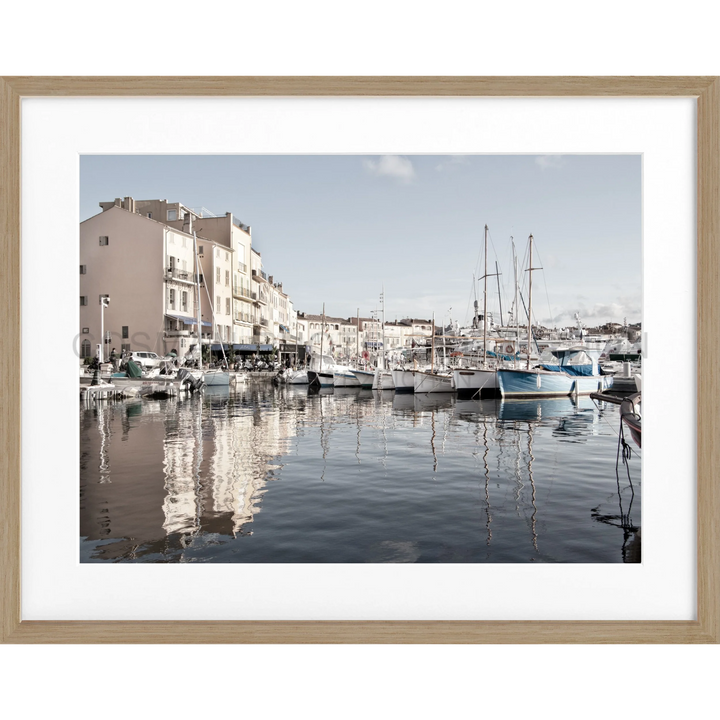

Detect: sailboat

[372,288,395,390]
[453,224,499,399]
[414,314,454,393]
[333,308,361,387]
[308,304,335,388]
[194,231,229,387]
[496,234,609,398]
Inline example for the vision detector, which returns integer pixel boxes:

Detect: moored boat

[620,392,642,448]
[333,367,360,387]
[391,368,415,393]
[351,369,375,389]
[372,368,395,390]
[414,370,454,394]
[453,367,498,399]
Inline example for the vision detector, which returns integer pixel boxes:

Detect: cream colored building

[79,204,206,361]
[191,212,254,344]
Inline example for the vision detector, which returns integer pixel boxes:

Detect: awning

[259,344,274,352]
[166,313,211,327]
[232,344,257,351]
[279,324,290,333]
[211,343,231,351]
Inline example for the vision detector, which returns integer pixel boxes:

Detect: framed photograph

[1,77,718,643]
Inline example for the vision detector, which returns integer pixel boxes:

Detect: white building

[79,203,208,362]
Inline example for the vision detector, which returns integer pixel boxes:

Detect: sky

[80,154,641,329]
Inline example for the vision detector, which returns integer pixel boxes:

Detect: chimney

[123,197,135,213]
[268,275,273,284]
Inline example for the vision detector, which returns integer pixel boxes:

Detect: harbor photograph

[79,154,642,563]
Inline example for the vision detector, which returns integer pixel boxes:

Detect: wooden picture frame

[1,76,718,643]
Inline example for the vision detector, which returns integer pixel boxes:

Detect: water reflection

[80,386,640,563]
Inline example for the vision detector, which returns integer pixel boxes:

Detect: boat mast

[527,234,533,370]
[380,287,386,370]
[495,260,503,328]
[483,224,488,370]
[512,238,519,369]
[431,313,435,372]
[320,302,325,371]
[356,307,359,365]
[193,231,203,369]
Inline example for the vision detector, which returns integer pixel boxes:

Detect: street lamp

[100,295,110,363]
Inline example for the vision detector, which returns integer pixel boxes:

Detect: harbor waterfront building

[81,196,301,364]
[80,203,203,361]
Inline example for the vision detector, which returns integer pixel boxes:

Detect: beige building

[79,204,205,361]
[191,212,254,345]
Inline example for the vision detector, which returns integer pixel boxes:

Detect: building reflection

[79,385,640,563]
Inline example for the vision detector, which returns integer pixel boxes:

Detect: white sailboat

[414,314,454,393]
[371,288,394,390]
[334,308,362,387]
[308,303,335,387]
[453,225,498,399]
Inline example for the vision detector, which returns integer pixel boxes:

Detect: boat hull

[287,369,310,385]
[333,371,360,388]
[372,369,395,390]
[203,370,230,386]
[308,370,334,388]
[497,368,608,398]
[351,369,375,389]
[453,368,499,399]
[391,369,415,393]
[414,371,454,394]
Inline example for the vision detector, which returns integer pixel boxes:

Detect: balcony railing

[233,284,253,300]
[165,267,195,283]
[237,262,248,274]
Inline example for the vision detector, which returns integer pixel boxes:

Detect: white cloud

[363,155,416,183]
[535,155,565,170]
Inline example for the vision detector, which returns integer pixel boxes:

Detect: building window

[181,291,188,312]
[167,209,177,221]
[216,267,221,283]
[80,265,86,274]
[121,343,130,353]
[198,245,203,255]
[82,327,89,334]
[99,236,109,246]
[226,298,230,315]
[217,296,221,312]
[147,212,152,219]
[122,326,129,339]
[169,289,176,310]
[81,339,92,358]
[80,296,88,306]
[225,270,230,287]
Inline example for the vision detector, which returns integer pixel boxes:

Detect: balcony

[165,267,195,284]
[237,262,248,274]
[233,284,252,300]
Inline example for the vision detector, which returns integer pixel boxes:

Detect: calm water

[80,384,641,563]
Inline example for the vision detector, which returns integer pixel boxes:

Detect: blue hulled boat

[497,347,610,398]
